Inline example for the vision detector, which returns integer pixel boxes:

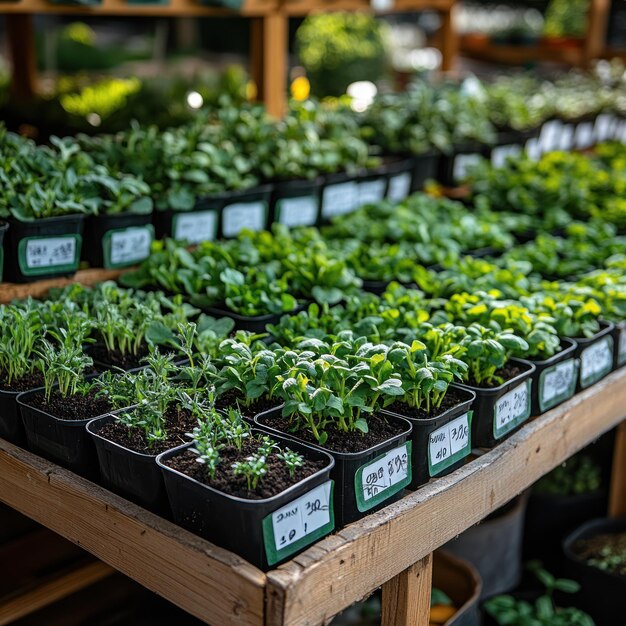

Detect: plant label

[371,0,394,10]
[491,144,522,169]
[525,138,542,161]
[427,411,473,477]
[540,120,562,153]
[263,480,334,565]
[387,172,412,202]
[539,358,578,412]
[104,225,154,269]
[618,326,626,367]
[493,379,531,440]
[19,235,81,276]
[355,441,412,512]
[173,210,218,244]
[595,114,614,142]
[221,201,267,238]
[580,336,614,388]
[558,124,575,151]
[359,178,387,205]
[574,122,595,149]
[453,153,482,182]
[275,196,319,227]
[321,181,359,219]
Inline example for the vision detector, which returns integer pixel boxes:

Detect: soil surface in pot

[215,390,279,417]
[572,531,626,575]
[266,414,405,454]
[97,405,195,455]
[466,362,524,389]
[384,386,467,420]
[0,371,44,392]
[24,389,112,421]
[90,344,150,370]
[165,439,326,500]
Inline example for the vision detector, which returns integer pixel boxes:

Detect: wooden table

[1,365,625,625]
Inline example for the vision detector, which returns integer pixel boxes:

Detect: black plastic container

[204,303,303,333]
[0,220,9,281]
[83,212,154,269]
[3,214,85,283]
[409,151,439,191]
[0,388,27,445]
[521,339,578,416]
[611,320,626,370]
[87,414,171,515]
[319,171,361,223]
[17,388,114,479]
[456,359,536,449]
[217,184,273,238]
[360,278,415,296]
[563,517,626,626]
[572,321,615,390]
[157,431,335,570]
[255,408,413,527]
[381,385,476,489]
[269,178,322,228]
[385,156,416,202]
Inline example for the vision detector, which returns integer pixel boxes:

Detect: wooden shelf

[280,0,453,16]
[1,366,625,625]
[460,40,585,66]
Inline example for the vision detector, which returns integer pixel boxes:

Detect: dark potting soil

[165,439,326,500]
[0,371,44,393]
[25,389,112,421]
[262,414,406,454]
[573,532,626,576]
[97,405,196,455]
[216,389,280,418]
[466,362,525,389]
[384,386,468,420]
[90,344,150,370]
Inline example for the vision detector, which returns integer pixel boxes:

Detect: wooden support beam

[609,420,626,518]
[381,553,432,626]
[583,0,611,67]
[439,4,457,73]
[6,15,37,100]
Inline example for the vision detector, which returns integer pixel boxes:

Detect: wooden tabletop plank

[266,367,626,625]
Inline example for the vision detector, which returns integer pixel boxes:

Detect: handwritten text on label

[109,227,152,265]
[173,211,217,244]
[495,381,529,432]
[25,237,76,269]
[542,359,576,404]
[429,413,470,469]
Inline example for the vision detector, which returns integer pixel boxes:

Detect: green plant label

[428,411,473,477]
[221,201,268,238]
[103,225,154,269]
[18,235,81,276]
[172,210,218,244]
[354,441,412,512]
[580,336,614,388]
[574,122,595,149]
[262,480,334,566]
[491,145,522,169]
[493,379,531,440]
[453,153,482,181]
[618,325,626,367]
[275,196,319,227]
[321,181,359,219]
[387,173,411,202]
[539,358,578,412]
[358,178,386,205]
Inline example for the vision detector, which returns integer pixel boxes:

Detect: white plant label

[559,124,575,151]
[525,138,542,161]
[574,123,595,149]
[359,178,387,205]
[360,443,409,503]
[540,120,562,153]
[428,412,471,473]
[222,201,266,238]
[387,172,412,202]
[595,114,614,142]
[541,359,576,405]
[109,227,152,266]
[491,145,522,169]
[321,181,359,218]
[173,210,218,244]
[276,196,319,227]
[270,481,332,551]
[494,380,530,438]
[453,153,482,182]
[580,337,613,386]
[25,237,76,269]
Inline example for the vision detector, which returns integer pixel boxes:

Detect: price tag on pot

[104,226,154,269]
[263,480,334,566]
[387,172,412,202]
[321,181,359,219]
[493,379,531,440]
[359,178,387,205]
[539,359,578,412]
[355,442,412,512]
[18,235,81,276]
[490,145,522,169]
[427,412,473,477]
[580,336,614,388]
[453,153,482,182]
[222,201,268,238]
[173,210,218,244]
[275,196,319,227]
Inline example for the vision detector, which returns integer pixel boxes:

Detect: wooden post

[6,14,37,100]
[609,421,626,518]
[439,4,457,73]
[583,0,610,67]
[381,553,433,626]
[250,13,288,117]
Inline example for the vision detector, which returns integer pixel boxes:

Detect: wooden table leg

[439,5,457,73]
[381,553,433,626]
[609,420,626,517]
[583,0,610,68]
[6,14,37,100]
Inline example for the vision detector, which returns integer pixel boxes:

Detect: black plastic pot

[153,200,221,243]
[563,517,626,626]
[456,359,536,449]
[204,303,302,333]
[3,214,85,283]
[157,431,335,570]
[385,156,416,202]
[87,414,171,516]
[17,388,113,479]
[217,184,273,238]
[255,408,413,527]
[521,339,578,416]
[83,212,154,269]
[319,171,361,223]
[572,321,615,390]
[611,320,626,370]
[0,388,27,445]
[269,178,322,228]
[0,220,9,281]
[437,144,490,187]
[381,385,476,489]
[360,278,414,296]
[411,152,440,191]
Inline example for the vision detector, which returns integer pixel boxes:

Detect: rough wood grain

[381,554,432,626]
[0,440,266,626]
[266,368,626,625]
[609,420,626,517]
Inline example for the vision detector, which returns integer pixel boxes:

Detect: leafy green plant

[535,454,602,496]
